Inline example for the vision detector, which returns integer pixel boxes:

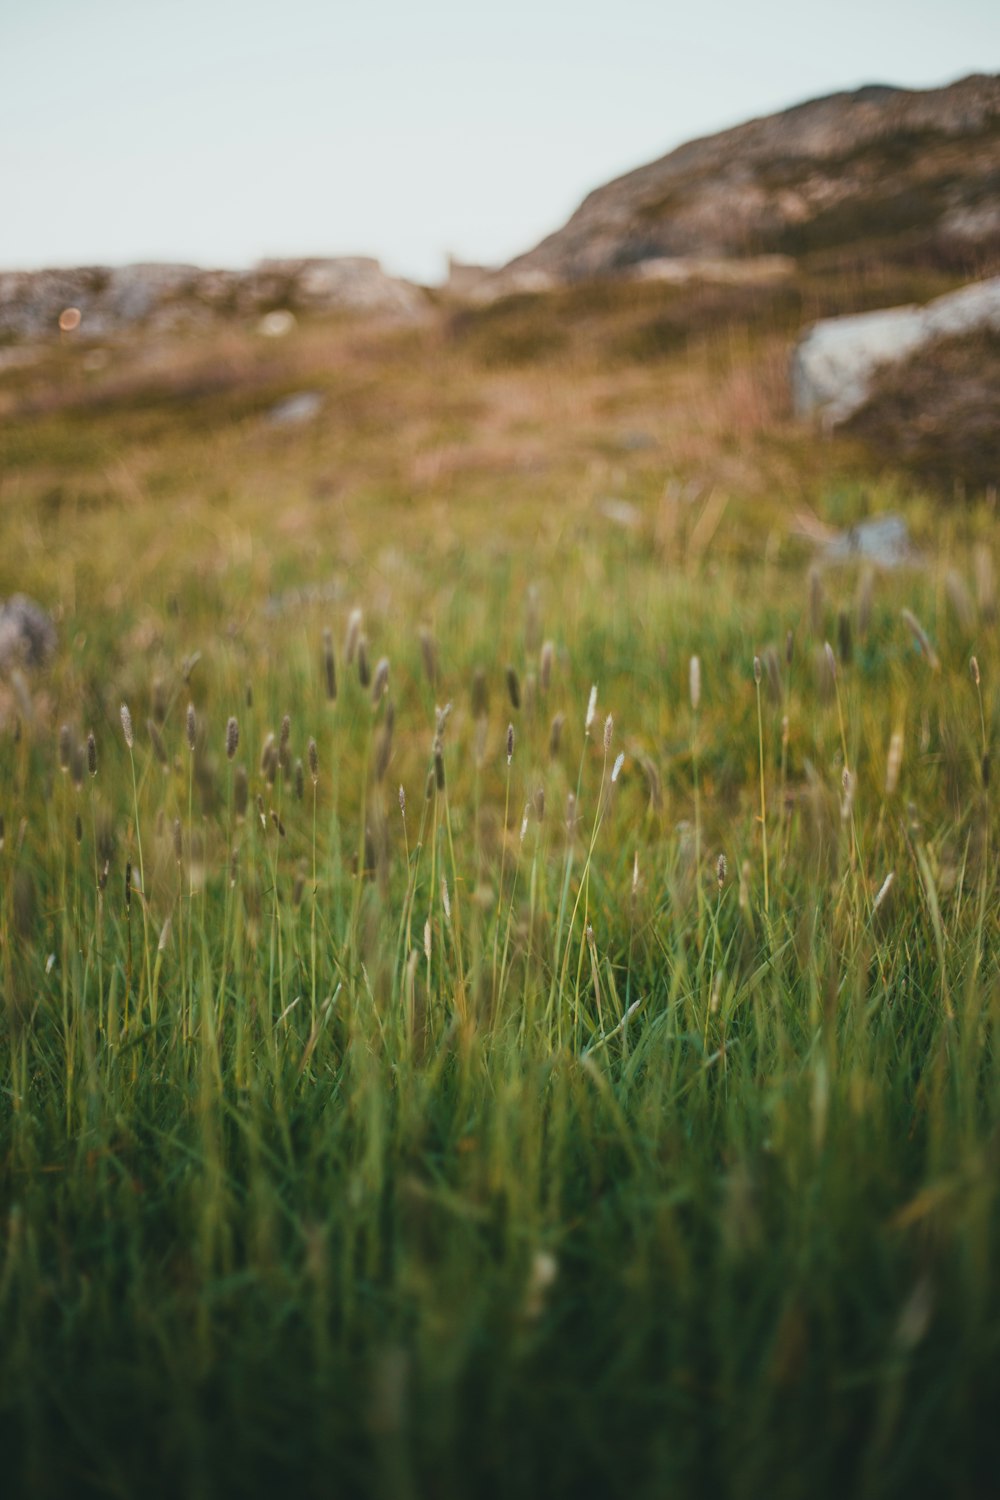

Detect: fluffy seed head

[506,723,515,765]
[611,751,624,783]
[689,655,701,711]
[873,871,895,914]
[357,637,370,688]
[345,608,362,665]
[604,714,614,752]
[717,853,727,888]
[308,738,318,784]
[970,655,981,687]
[900,609,940,672]
[226,716,239,761]
[398,784,406,817]
[585,684,598,733]
[753,655,762,686]
[885,729,904,796]
[186,703,196,752]
[823,641,837,680]
[120,703,134,749]
[372,656,390,704]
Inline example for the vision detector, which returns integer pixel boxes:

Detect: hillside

[499,73,1000,287]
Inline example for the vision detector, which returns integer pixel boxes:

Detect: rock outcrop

[497,74,999,288]
[0,596,57,673]
[791,277,1000,423]
[0,258,427,342]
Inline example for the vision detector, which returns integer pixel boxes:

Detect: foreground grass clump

[2,539,999,1500]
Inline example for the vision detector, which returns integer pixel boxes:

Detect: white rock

[792,276,1000,424]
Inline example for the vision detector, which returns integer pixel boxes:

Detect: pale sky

[1,0,997,285]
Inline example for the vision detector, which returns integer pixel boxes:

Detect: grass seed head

[372,656,390,704]
[585,684,598,734]
[506,723,515,765]
[540,640,554,692]
[357,636,371,689]
[418,626,437,686]
[549,712,564,758]
[900,609,940,672]
[186,703,196,752]
[345,608,362,665]
[823,641,837,680]
[604,714,614,752]
[308,738,318,784]
[612,751,625,783]
[87,732,97,777]
[322,628,337,700]
[886,729,904,796]
[120,703,134,750]
[226,716,239,761]
[506,666,521,711]
[689,656,701,712]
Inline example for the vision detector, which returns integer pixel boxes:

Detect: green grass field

[2,272,999,1497]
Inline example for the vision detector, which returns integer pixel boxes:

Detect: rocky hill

[497,73,1000,289]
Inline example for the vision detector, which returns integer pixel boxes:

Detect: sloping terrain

[501,74,1000,285]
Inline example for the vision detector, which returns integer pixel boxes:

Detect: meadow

[1,265,999,1498]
